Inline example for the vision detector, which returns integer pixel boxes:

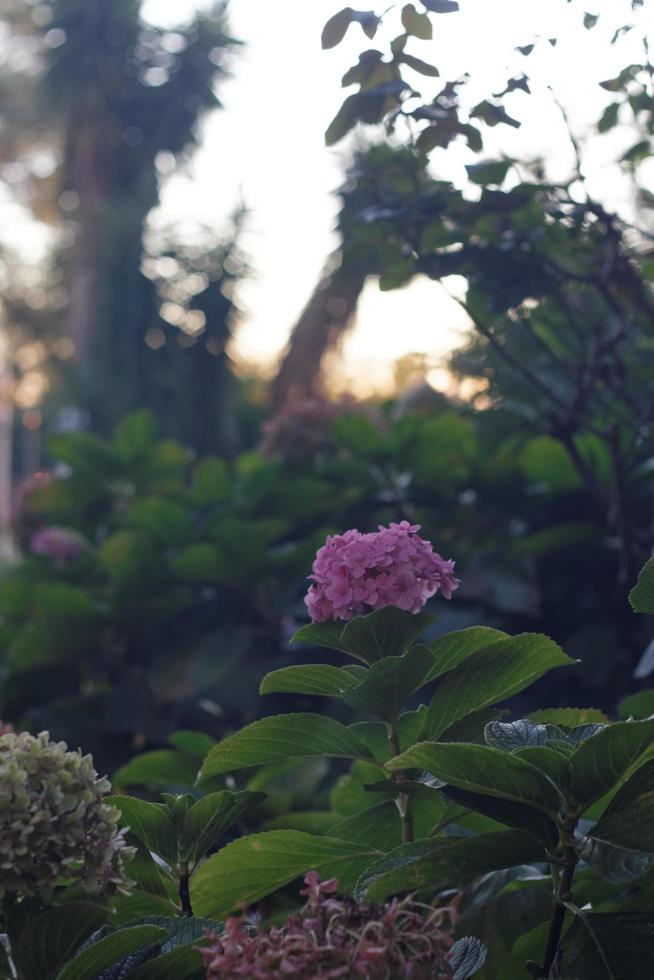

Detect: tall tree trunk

[272,256,366,410]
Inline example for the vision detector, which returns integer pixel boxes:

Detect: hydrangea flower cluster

[201,872,455,979]
[259,395,368,464]
[30,526,88,567]
[11,470,55,547]
[0,730,134,900]
[305,521,459,622]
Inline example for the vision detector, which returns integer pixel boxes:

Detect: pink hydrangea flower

[305,521,459,622]
[201,872,455,979]
[30,526,87,568]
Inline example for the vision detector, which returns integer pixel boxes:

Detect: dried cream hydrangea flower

[0,730,133,901]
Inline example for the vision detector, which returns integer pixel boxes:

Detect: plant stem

[540,850,577,977]
[387,721,413,844]
[178,869,193,917]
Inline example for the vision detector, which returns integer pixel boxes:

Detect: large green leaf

[126,945,202,980]
[629,558,654,614]
[558,913,654,979]
[14,904,110,980]
[114,410,158,461]
[342,646,435,720]
[107,797,178,866]
[448,937,488,980]
[618,690,654,720]
[529,707,609,726]
[387,742,562,814]
[438,784,558,848]
[190,830,384,918]
[180,790,265,866]
[113,750,199,790]
[126,916,222,979]
[587,761,654,855]
[421,634,575,739]
[576,835,654,883]
[124,838,174,899]
[259,664,360,697]
[56,926,167,980]
[355,829,544,902]
[341,608,435,663]
[290,621,351,655]
[423,626,508,682]
[198,713,375,781]
[568,719,654,808]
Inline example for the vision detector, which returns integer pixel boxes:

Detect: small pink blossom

[30,526,87,568]
[201,872,455,979]
[304,521,459,622]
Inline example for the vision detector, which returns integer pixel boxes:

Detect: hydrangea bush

[2,546,654,979]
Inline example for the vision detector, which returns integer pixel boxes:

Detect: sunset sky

[129,1,647,390]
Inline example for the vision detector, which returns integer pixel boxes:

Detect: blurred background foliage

[0,0,653,771]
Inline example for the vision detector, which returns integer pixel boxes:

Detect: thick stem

[178,869,193,917]
[540,851,577,977]
[387,721,413,844]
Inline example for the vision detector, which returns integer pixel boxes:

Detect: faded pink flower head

[305,521,459,622]
[201,872,455,979]
[30,526,87,568]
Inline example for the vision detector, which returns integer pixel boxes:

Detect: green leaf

[198,713,375,781]
[618,690,654,720]
[514,746,571,790]
[559,913,654,978]
[113,750,199,790]
[107,797,178,866]
[438,784,558,847]
[484,719,553,751]
[569,719,654,808]
[529,707,609,726]
[190,457,230,504]
[401,3,433,39]
[33,583,98,620]
[190,830,383,918]
[424,626,508,682]
[325,94,361,145]
[114,410,158,461]
[630,559,654,614]
[291,621,351,655]
[422,634,575,739]
[588,762,654,854]
[422,0,459,11]
[577,834,654,883]
[332,413,385,454]
[342,646,436,721]
[322,8,354,48]
[180,790,265,866]
[14,904,110,980]
[598,101,620,133]
[466,160,511,185]
[168,731,216,758]
[124,839,173,898]
[387,742,562,813]
[341,608,435,664]
[259,664,360,697]
[129,497,191,547]
[56,926,166,980]
[126,945,202,980]
[171,543,226,583]
[400,53,440,76]
[355,829,543,902]
[448,937,487,979]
